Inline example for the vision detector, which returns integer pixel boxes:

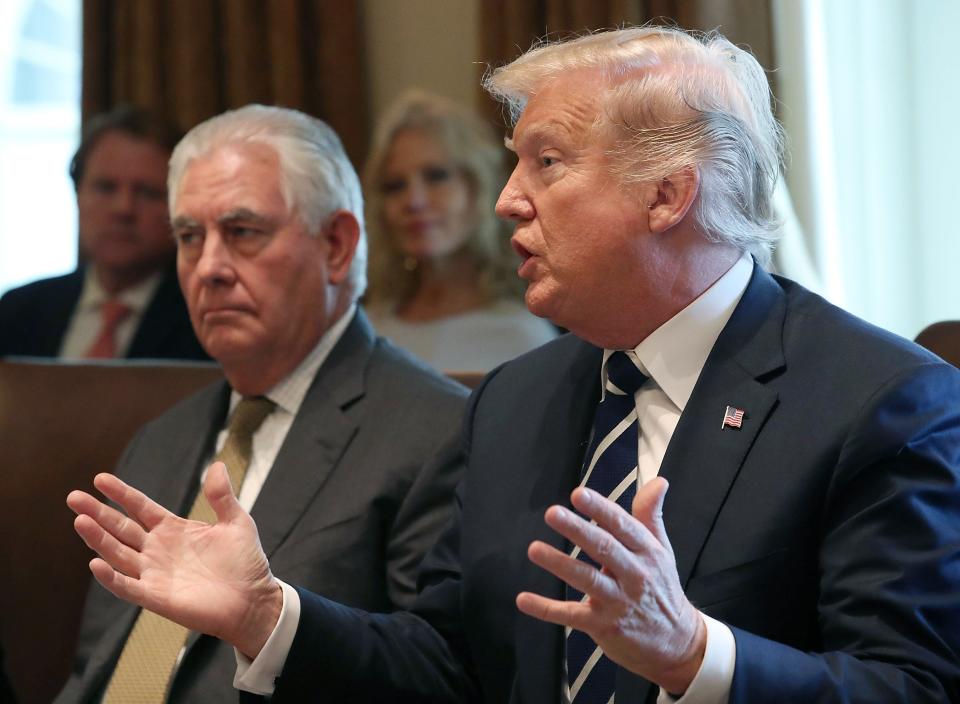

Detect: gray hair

[168,104,367,297]
[483,26,785,266]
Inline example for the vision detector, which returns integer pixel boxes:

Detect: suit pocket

[686,548,790,611]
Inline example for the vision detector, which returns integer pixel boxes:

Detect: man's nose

[495,172,533,221]
[194,232,236,285]
[111,186,137,216]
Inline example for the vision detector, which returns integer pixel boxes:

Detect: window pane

[0,0,81,296]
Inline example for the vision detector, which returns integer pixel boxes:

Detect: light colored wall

[362,0,481,126]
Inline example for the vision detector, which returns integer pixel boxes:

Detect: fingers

[74,514,143,578]
[203,462,249,526]
[630,477,671,550]
[516,591,593,632]
[527,540,621,601]
[570,484,669,552]
[546,502,647,578]
[67,489,147,551]
[93,473,171,531]
[89,558,147,606]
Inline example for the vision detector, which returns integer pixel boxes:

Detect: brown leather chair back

[446,370,485,390]
[915,320,960,368]
[0,360,223,704]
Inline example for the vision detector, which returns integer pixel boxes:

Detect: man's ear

[647,167,700,234]
[322,210,361,284]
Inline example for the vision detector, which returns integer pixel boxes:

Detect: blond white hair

[484,26,785,266]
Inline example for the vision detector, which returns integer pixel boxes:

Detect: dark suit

[273,266,960,702]
[55,311,467,703]
[0,264,208,361]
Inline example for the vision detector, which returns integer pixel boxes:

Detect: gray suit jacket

[56,310,467,703]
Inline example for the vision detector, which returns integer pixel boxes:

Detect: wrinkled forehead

[172,142,285,212]
[506,68,610,147]
[502,42,757,136]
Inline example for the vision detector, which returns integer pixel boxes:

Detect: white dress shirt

[208,303,356,511]
[59,268,163,358]
[237,255,753,700]
[616,254,752,704]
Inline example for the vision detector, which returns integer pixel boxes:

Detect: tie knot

[100,299,131,327]
[227,396,276,439]
[605,351,647,395]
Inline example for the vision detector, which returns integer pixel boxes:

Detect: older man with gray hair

[56,105,466,703]
[69,27,960,703]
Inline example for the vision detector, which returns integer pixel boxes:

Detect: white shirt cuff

[233,580,302,695]
[657,613,735,704]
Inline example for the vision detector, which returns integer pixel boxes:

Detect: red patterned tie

[85,299,132,359]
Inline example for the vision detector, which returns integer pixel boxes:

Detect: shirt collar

[76,267,164,314]
[228,302,358,417]
[602,253,753,411]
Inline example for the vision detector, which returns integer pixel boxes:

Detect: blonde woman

[364,91,556,371]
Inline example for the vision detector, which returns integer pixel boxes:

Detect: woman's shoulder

[469,299,559,342]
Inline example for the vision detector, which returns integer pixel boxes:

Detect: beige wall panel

[363,0,481,122]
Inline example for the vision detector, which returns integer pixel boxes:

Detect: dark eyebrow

[170,215,200,230]
[217,208,274,228]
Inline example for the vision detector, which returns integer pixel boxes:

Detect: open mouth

[511,240,533,260]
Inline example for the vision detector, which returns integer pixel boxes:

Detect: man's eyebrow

[507,121,574,153]
[217,208,274,227]
[170,215,200,229]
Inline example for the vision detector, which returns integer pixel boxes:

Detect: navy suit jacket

[0,263,208,361]
[274,266,960,703]
[55,311,467,704]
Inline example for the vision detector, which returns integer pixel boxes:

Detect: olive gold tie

[102,396,276,703]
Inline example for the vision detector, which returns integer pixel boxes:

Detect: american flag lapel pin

[722,405,745,430]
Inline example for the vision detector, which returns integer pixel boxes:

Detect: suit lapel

[186,319,371,655]
[514,338,603,702]
[127,263,187,357]
[249,313,372,559]
[618,266,786,704]
[659,265,786,588]
[153,382,230,517]
[41,270,84,355]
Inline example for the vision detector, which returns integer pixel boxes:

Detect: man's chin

[523,287,558,323]
[198,328,258,363]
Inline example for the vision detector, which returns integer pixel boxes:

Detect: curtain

[81,0,368,165]
[771,0,960,338]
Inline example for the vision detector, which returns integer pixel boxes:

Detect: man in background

[56,105,465,703]
[0,106,207,360]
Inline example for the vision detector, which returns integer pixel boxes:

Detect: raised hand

[67,462,283,658]
[516,478,706,695]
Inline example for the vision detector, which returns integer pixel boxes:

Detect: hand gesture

[67,462,282,658]
[516,478,706,695]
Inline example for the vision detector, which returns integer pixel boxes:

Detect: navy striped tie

[566,351,648,703]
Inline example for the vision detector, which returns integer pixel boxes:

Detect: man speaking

[69,27,960,703]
